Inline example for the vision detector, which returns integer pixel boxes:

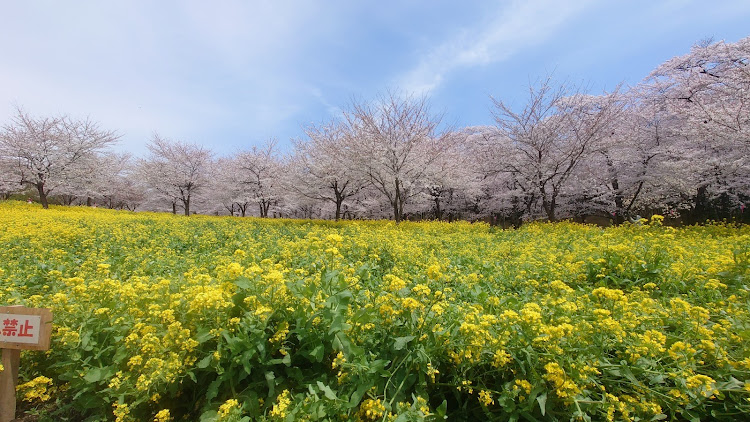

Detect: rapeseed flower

[1,203,748,421]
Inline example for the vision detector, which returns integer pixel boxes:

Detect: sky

[2,1,750,157]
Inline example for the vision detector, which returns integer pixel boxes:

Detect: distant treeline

[1,37,748,225]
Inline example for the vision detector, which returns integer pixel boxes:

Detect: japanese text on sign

[0,314,41,345]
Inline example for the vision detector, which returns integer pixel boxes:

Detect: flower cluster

[0,201,748,420]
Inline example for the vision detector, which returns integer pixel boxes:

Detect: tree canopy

[1,37,748,223]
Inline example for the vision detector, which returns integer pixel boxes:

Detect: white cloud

[0,1,350,155]
[397,0,594,94]
[307,87,343,119]
[4,0,746,157]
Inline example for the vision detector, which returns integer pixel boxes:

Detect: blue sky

[2,1,749,157]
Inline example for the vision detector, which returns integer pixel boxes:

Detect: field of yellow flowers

[1,201,749,421]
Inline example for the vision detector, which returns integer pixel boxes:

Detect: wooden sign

[0,306,52,351]
[0,306,53,422]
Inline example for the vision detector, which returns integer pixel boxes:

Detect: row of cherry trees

[1,37,748,223]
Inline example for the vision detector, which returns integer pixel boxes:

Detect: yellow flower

[649,214,664,226]
[492,350,511,368]
[514,379,532,395]
[17,376,53,402]
[332,351,346,369]
[426,264,442,280]
[359,398,386,420]
[154,409,171,422]
[544,362,581,399]
[218,398,239,420]
[426,362,439,382]
[686,374,718,398]
[113,402,130,422]
[478,390,494,406]
[411,283,431,297]
[383,274,406,291]
[269,390,291,420]
[591,287,625,301]
[326,233,343,243]
[226,262,243,278]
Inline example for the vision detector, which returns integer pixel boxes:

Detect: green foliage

[0,202,749,421]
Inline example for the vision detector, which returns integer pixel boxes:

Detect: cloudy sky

[2,1,749,156]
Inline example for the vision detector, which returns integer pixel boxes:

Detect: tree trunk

[260,201,270,218]
[36,183,49,209]
[542,196,556,222]
[541,195,553,222]
[611,178,626,225]
[690,185,710,224]
[172,202,177,215]
[183,197,190,216]
[393,178,402,223]
[604,154,625,225]
[335,198,343,221]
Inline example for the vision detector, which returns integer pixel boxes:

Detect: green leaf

[265,371,276,397]
[199,410,218,422]
[329,315,351,335]
[519,411,543,422]
[196,329,214,344]
[310,344,324,362]
[205,378,222,402]
[80,331,93,351]
[394,335,416,351]
[348,382,372,408]
[235,276,252,289]
[285,366,304,382]
[83,367,106,383]
[536,393,547,416]
[196,354,213,369]
[79,396,107,410]
[435,400,448,419]
[316,381,338,401]
[243,361,253,375]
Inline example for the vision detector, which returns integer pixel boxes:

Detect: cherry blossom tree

[465,126,537,224]
[234,139,285,218]
[206,156,252,216]
[343,91,452,223]
[420,130,482,220]
[138,135,213,216]
[94,152,145,210]
[289,120,368,220]
[0,156,23,199]
[51,151,111,206]
[587,89,688,222]
[490,77,622,221]
[647,36,750,221]
[0,108,119,208]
